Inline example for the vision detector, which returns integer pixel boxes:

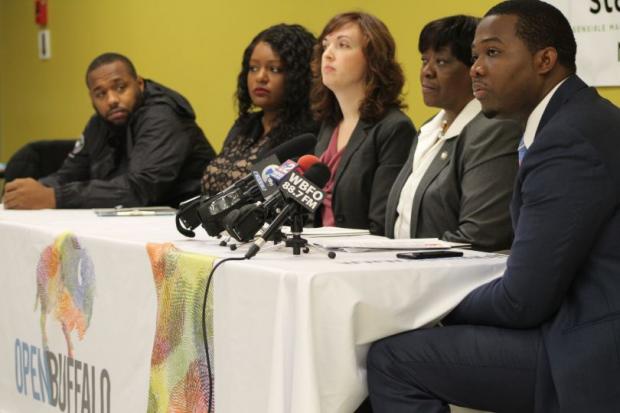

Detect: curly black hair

[236,24,318,148]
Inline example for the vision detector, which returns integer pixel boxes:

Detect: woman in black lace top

[201,24,318,195]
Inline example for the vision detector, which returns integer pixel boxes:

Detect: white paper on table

[282,226,370,238]
[310,235,470,252]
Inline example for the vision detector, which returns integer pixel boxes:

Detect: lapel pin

[440,151,448,160]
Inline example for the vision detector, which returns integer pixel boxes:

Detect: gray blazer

[385,111,522,251]
[315,108,416,235]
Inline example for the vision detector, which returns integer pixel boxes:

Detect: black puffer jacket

[40,80,215,208]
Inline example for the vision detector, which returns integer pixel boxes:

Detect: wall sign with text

[547,0,620,86]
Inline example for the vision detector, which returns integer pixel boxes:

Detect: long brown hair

[311,12,406,125]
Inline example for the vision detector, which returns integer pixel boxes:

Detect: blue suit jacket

[446,76,620,412]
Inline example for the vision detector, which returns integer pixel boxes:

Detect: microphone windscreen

[297,154,320,172]
[303,162,331,189]
[259,133,316,163]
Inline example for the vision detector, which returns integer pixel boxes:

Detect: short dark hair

[311,12,405,125]
[85,53,138,85]
[486,0,576,72]
[236,24,317,147]
[418,15,480,66]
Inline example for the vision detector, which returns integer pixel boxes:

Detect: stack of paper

[282,226,369,238]
[309,234,470,253]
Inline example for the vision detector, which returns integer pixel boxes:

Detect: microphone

[176,171,259,238]
[222,203,268,242]
[222,134,316,197]
[175,133,317,238]
[266,153,320,186]
[176,155,280,238]
[278,162,329,212]
[258,133,316,161]
[297,154,320,172]
[222,157,323,242]
[245,162,331,258]
[176,195,202,237]
[253,133,317,194]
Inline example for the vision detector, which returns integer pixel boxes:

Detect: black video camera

[174,133,318,239]
[175,175,261,238]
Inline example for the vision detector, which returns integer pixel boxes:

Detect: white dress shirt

[521,78,568,150]
[394,99,481,238]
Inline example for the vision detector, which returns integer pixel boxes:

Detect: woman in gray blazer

[312,12,416,235]
[384,15,522,251]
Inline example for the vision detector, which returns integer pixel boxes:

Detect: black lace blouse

[201,113,270,196]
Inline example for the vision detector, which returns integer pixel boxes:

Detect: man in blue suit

[366,1,620,412]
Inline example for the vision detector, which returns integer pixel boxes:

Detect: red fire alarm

[35,0,48,26]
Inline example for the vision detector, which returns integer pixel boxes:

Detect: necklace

[437,119,449,139]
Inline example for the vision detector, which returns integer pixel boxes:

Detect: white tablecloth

[0,208,505,413]
[213,246,505,412]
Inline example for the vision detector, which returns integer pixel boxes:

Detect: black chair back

[4,139,76,182]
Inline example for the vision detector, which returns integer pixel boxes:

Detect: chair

[3,139,76,182]
[0,162,5,195]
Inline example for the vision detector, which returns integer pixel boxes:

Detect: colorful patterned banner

[146,243,217,412]
[36,232,96,358]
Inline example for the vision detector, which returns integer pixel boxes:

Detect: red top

[319,127,345,227]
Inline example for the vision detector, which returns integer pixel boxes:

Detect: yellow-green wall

[1,0,619,163]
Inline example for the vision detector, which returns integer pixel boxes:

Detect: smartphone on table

[396,250,463,260]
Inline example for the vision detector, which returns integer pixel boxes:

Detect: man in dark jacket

[3,52,215,209]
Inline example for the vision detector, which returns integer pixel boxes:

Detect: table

[0,208,506,412]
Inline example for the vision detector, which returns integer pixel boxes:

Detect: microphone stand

[245,203,336,259]
[284,210,309,255]
[282,209,336,259]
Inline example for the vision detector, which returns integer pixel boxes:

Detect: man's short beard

[94,88,144,127]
